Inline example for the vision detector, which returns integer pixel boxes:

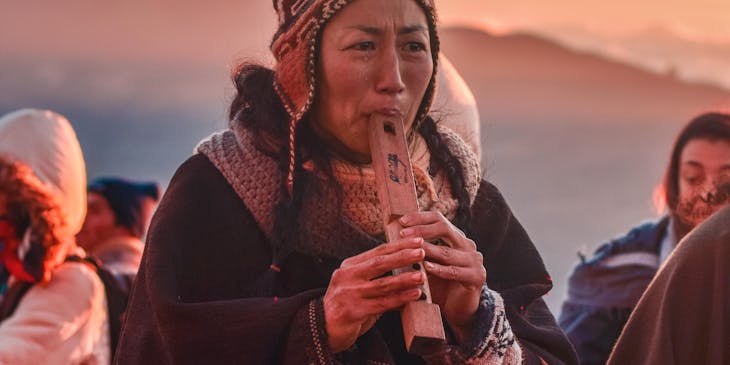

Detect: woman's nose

[375,48,405,94]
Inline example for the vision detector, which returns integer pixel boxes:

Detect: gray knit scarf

[195,121,481,261]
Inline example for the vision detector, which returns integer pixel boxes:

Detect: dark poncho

[115,154,577,364]
[608,206,730,365]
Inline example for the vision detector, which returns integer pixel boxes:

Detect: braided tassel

[286,117,297,197]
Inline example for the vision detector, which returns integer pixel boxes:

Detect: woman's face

[313,0,433,159]
[675,138,730,227]
[75,192,124,250]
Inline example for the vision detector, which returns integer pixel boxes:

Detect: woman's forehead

[326,0,429,32]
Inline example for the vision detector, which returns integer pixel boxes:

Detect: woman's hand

[399,211,486,341]
[323,237,427,353]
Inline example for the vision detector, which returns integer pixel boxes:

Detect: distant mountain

[439,26,730,312]
[537,23,730,91]
[439,26,730,126]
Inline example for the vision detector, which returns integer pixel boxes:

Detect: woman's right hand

[323,237,426,353]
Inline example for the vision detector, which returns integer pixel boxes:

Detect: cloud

[535,23,730,91]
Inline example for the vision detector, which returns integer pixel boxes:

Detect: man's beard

[673,182,730,238]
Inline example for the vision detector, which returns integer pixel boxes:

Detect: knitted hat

[87,177,160,239]
[270,0,440,194]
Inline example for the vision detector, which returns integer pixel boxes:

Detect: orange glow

[436,0,730,39]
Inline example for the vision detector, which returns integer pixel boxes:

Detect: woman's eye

[352,42,375,51]
[404,42,427,52]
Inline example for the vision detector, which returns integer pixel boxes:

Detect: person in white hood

[434,54,482,165]
[0,109,109,364]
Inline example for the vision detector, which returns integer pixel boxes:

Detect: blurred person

[0,109,109,364]
[115,0,577,364]
[559,112,730,365]
[434,54,482,164]
[76,177,160,276]
[606,202,730,365]
[75,178,159,360]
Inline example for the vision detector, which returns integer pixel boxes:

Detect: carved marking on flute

[387,153,409,184]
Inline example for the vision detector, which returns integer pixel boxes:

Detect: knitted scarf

[329,127,479,236]
[195,121,480,261]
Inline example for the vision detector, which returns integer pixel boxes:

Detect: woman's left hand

[399,211,486,340]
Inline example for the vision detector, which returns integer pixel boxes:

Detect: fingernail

[411,272,423,281]
[401,228,413,236]
[400,216,410,225]
[424,261,434,270]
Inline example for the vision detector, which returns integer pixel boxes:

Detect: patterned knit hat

[270,0,440,194]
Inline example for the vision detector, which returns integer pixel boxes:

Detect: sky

[438,0,730,38]
[2,0,728,96]
[3,0,729,62]
[438,0,730,89]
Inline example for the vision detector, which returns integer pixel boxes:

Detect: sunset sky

[3,0,728,62]
[2,0,728,111]
[439,0,730,37]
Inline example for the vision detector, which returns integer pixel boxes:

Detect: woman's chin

[342,148,372,165]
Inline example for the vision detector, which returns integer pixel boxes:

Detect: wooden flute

[368,113,446,354]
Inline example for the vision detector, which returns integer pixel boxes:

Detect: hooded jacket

[0,109,109,365]
[558,217,669,365]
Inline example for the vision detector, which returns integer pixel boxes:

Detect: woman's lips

[371,107,403,117]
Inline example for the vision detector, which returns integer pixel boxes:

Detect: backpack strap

[0,255,93,321]
[66,254,133,361]
[65,254,99,269]
[0,280,33,321]
[0,255,94,321]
